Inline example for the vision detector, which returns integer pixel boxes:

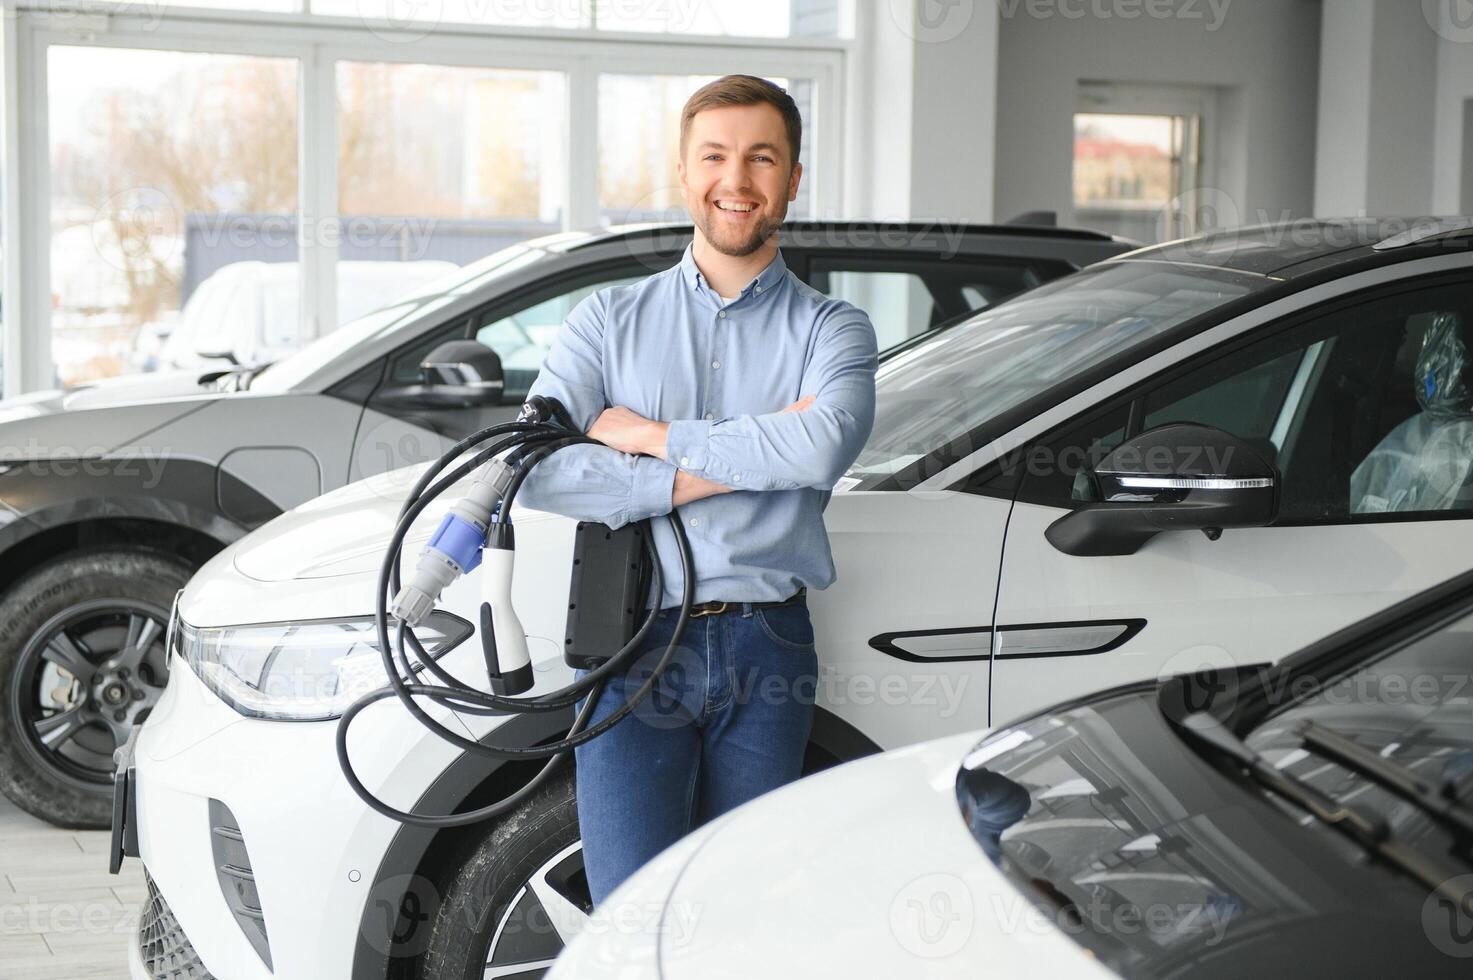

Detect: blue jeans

[571,597,819,906]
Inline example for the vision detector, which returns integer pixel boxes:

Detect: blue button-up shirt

[517,244,878,608]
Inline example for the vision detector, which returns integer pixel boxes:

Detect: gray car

[0,220,1130,827]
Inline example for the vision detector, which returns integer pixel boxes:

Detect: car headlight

[173,612,473,721]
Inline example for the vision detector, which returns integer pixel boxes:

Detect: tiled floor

[0,792,143,979]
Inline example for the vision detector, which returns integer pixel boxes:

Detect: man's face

[677,103,801,258]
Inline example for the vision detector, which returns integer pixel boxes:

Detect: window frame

[1010,270,1473,528]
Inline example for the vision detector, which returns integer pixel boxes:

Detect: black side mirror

[1044,423,1279,557]
[379,340,505,408]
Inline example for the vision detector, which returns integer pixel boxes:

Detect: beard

[690,200,785,257]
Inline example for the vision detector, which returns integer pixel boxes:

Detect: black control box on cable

[563,521,651,669]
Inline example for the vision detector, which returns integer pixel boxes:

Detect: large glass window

[1073,109,1202,244]
[336,61,565,256]
[48,47,299,385]
[597,73,814,224]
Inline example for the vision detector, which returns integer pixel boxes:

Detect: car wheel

[0,549,191,828]
[421,766,590,980]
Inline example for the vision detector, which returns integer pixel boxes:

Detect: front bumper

[123,644,480,979]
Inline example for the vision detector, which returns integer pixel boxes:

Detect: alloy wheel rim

[13,598,171,789]
[482,839,592,978]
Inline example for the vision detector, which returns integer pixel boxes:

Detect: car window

[806,256,1065,352]
[849,262,1262,486]
[1021,278,1473,523]
[473,275,645,400]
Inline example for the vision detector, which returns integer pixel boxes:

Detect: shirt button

[711,360,721,370]
[718,310,726,318]
[703,413,714,420]
[680,456,690,466]
[755,286,762,293]
[689,517,700,527]
[733,473,742,482]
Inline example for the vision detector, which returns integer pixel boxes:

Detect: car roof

[1109,216,1473,278]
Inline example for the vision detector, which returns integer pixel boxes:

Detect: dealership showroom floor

[0,794,142,979]
[8,1,1473,979]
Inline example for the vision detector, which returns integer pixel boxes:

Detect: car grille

[140,869,218,980]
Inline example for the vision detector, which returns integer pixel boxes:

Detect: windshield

[850,261,1263,483]
[955,604,1473,979]
[1242,606,1473,873]
[252,245,547,393]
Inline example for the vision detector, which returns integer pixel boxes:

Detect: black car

[960,564,1473,978]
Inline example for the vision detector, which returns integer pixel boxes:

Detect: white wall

[1318,0,1438,217]
[1432,1,1473,214]
[991,0,1322,232]
[845,0,999,222]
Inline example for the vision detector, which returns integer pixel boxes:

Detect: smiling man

[517,74,878,905]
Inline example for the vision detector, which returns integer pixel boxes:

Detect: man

[517,74,878,905]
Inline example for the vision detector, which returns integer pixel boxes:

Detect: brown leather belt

[683,587,807,618]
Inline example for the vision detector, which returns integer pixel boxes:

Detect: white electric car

[553,568,1473,980]
[121,218,1473,979]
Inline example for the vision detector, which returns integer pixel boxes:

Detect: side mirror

[1044,423,1279,557]
[380,340,505,408]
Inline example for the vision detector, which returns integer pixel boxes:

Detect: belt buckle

[690,601,728,619]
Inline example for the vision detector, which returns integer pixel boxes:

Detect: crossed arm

[515,291,878,529]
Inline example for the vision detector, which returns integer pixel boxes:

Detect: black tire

[0,549,193,828]
[420,767,589,980]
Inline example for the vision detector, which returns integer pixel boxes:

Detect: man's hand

[589,396,815,460]
[588,407,669,458]
[673,470,732,504]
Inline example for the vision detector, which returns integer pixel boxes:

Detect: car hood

[0,370,220,457]
[553,731,1119,980]
[230,463,567,582]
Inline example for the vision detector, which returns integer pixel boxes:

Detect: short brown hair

[679,74,802,168]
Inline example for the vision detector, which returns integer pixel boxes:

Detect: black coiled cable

[335,413,693,828]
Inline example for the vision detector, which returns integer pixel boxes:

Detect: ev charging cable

[335,398,695,828]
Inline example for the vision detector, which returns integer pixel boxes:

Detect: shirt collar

[678,243,787,299]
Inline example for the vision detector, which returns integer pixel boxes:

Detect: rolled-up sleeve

[517,291,677,529]
[665,306,878,491]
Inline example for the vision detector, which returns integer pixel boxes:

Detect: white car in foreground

[555,568,1473,979]
[118,218,1473,979]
